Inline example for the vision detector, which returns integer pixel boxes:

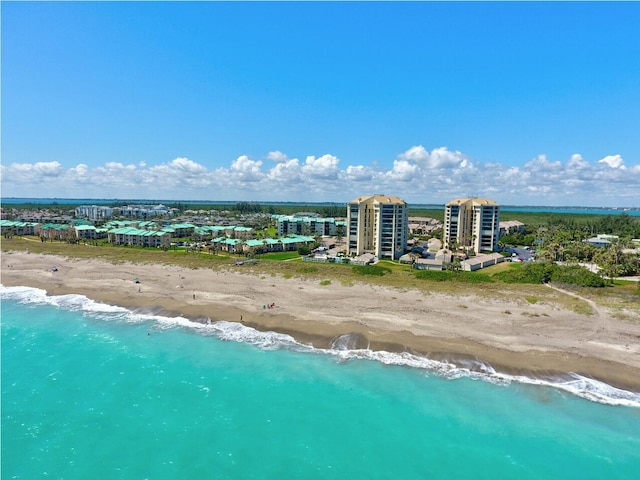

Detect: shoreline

[3,251,640,393]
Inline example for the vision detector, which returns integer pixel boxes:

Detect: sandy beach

[2,251,640,392]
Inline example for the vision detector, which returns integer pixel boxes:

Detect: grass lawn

[482,261,521,276]
[256,251,301,261]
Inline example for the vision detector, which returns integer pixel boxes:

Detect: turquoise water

[3,287,640,479]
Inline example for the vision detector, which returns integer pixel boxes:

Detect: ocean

[2,286,640,479]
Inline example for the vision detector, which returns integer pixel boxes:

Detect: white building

[443,198,500,253]
[347,194,408,260]
[74,205,114,221]
[113,204,172,218]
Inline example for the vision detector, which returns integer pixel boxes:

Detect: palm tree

[451,256,462,272]
[335,225,345,245]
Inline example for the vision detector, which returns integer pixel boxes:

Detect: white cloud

[267,158,302,183]
[567,153,589,170]
[36,161,64,176]
[524,154,562,171]
[598,154,625,169]
[230,155,263,182]
[267,150,288,163]
[398,145,471,169]
[69,163,89,176]
[345,165,375,181]
[564,178,584,187]
[1,149,637,206]
[301,154,340,179]
[386,159,418,181]
[6,160,64,177]
[105,161,135,171]
[168,157,208,174]
[144,158,214,189]
[526,185,552,193]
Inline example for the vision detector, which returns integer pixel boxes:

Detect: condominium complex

[443,198,500,253]
[274,214,346,237]
[74,204,176,221]
[347,195,408,260]
[74,205,114,221]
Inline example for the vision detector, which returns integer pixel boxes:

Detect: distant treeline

[501,212,640,239]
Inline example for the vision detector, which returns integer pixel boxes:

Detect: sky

[2,1,639,207]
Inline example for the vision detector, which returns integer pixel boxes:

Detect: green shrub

[494,262,554,284]
[495,262,605,287]
[414,270,451,282]
[351,265,391,276]
[297,266,318,274]
[550,265,605,287]
[414,270,493,283]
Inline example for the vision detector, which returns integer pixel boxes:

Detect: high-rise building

[347,195,408,260]
[443,198,500,253]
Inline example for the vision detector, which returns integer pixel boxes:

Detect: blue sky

[2,1,639,206]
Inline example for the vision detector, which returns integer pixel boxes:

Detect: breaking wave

[3,285,639,407]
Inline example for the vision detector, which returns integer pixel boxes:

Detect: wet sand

[3,251,640,392]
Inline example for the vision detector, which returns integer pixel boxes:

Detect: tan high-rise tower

[347,195,408,260]
[443,198,500,253]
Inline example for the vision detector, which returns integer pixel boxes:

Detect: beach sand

[3,251,640,392]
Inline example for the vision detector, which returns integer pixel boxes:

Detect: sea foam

[2,285,639,407]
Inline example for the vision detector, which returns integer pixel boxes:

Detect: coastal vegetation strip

[3,237,637,318]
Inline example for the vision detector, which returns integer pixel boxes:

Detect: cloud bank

[2,147,638,207]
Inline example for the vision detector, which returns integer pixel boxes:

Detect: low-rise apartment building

[275,215,345,237]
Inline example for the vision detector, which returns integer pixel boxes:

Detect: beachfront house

[583,234,619,248]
